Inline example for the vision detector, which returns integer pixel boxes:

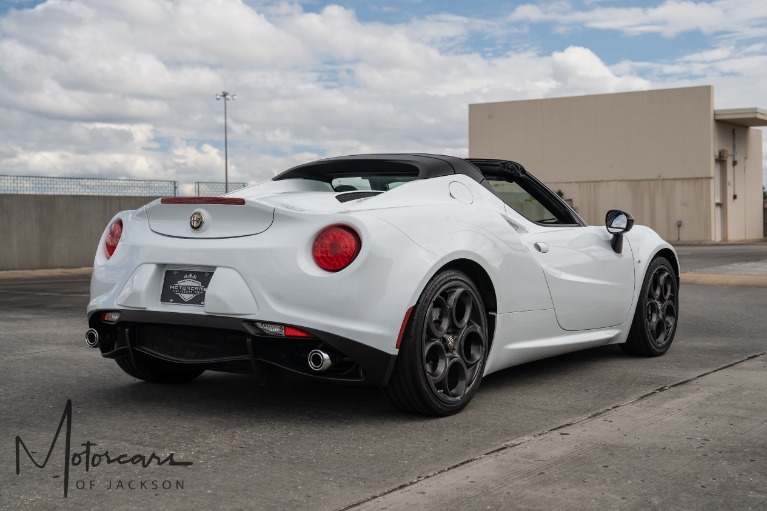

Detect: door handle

[534,242,549,253]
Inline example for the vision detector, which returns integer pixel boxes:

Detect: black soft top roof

[273,154,508,184]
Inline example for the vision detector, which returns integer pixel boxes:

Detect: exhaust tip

[308,349,332,372]
[85,329,100,348]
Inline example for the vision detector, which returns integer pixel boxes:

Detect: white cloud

[0,0,658,187]
[550,46,650,93]
[0,0,764,188]
[510,0,767,38]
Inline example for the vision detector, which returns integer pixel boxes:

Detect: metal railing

[0,175,177,196]
[194,181,248,196]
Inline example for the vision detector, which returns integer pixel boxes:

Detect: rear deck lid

[146,197,274,238]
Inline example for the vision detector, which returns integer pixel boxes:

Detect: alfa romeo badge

[190,211,205,230]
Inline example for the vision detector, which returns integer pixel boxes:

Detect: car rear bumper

[88,309,397,386]
[89,208,440,356]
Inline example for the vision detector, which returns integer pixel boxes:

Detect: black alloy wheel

[621,257,678,356]
[384,269,489,416]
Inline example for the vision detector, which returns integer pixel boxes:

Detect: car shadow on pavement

[96,344,632,423]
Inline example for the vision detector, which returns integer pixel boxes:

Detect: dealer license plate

[160,269,214,306]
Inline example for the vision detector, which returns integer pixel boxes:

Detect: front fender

[626,226,679,287]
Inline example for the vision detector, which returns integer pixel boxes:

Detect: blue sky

[0,0,765,191]
[292,0,711,60]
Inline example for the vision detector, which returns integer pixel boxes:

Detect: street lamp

[215,91,236,193]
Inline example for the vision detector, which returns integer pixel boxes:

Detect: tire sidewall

[637,257,678,356]
[403,269,488,415]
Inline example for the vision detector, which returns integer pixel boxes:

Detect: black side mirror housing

[605,210,634,254]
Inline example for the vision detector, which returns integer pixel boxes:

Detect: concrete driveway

[1,244,765,510]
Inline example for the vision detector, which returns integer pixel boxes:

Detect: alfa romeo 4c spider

[86,154,679,415]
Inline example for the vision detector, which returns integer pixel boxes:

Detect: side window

[487,178,575,225]
[488,178,562,224]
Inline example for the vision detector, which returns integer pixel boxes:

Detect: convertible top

[273,153,515,185]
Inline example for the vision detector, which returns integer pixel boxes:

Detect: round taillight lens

[312,226,360,272]
[105,219,123,259]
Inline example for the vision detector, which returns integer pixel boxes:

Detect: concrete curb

[0,267,92,280]
[671,238,767,246]
[681,272,767,287]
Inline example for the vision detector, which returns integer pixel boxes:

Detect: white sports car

[86,154,679,416]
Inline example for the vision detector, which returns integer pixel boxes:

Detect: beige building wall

[712,122,764,241]
[541,178,712,242]
[469,86,721,241]
[747,129,764,238]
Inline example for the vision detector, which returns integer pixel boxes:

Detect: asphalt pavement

[0,244,765,510]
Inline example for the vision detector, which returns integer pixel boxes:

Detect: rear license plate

[161,269,214,306]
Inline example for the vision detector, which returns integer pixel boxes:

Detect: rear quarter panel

[367,176,554,314]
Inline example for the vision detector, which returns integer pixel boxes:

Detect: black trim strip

[89,309,397,386]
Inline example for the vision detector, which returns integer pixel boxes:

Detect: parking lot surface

[1,245,765,510]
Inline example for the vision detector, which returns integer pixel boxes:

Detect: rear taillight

[101,311,121,323]
[105,219,123,259]
[312,226,361,272]
[284,326,314,338]
[254,322,314,338]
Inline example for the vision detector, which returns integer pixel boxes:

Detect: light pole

[215,91,236,193]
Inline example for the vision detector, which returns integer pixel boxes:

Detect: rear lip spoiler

[160,197,246,205]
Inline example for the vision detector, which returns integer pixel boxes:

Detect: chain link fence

[195,181,248,196]
[0,175,177,196]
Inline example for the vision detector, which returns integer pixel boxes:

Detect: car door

[480,165,635,331]
[518,223,635,331]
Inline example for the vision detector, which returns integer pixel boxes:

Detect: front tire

[621,256,679,356]
[115,352,204,383]
[384,270,488,416]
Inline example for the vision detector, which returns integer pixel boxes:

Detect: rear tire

[621,257,679,357]
[115,352,204,383]
[384,270,488,416]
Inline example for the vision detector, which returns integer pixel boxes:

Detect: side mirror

[605,209,634,253]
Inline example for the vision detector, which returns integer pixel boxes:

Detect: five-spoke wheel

[621,257,678,356]
[384,270,488,415]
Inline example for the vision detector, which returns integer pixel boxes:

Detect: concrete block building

[469,86,765,242]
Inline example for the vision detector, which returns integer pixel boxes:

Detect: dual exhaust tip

[85,329,99,348]
[308,349,333,372]
[86,328,335,373]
